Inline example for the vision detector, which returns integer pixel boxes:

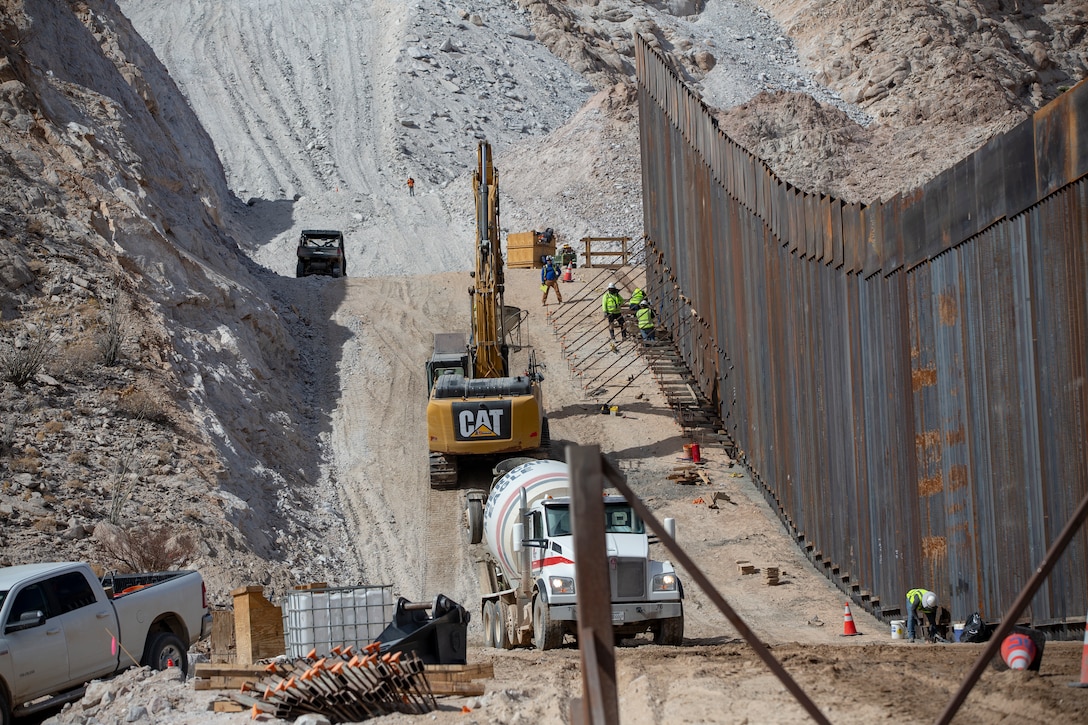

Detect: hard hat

[922,591,937,609]
[607,282,618,290]
[640,300,650,307]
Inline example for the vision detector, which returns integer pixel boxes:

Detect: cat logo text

[452,400,512,441]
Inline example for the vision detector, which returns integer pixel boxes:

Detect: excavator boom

[471,141,507,378]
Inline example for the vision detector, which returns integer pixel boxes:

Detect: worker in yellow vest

[636,300,656,341]
[906,588,938,642]
[602,282,627,340]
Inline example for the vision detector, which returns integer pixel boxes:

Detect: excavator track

[429,452,458,489]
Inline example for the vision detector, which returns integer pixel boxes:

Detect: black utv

[296,229,347,278]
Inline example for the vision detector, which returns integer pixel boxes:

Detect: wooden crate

[231,586,285,665]
[507,231,554,269]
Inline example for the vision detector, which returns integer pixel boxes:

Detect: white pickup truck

[0,562,212,723]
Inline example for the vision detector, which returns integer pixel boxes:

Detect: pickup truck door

[2,581,70,703]
[51,571,118,683]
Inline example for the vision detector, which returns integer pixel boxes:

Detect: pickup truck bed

[0,562,211,722]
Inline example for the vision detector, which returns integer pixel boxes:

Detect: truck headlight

[652,573,678,592]
[549,577,575,595]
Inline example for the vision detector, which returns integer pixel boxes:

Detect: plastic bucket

[953,623,964,642]
[891,620,906,639]
[682,444,692,460]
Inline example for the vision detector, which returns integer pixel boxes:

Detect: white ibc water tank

[483,458,570,585]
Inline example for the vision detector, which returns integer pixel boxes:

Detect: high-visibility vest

[907,588,933,612]
[602,292,623,313]
[636,306,654,329]
[630,288,646,305]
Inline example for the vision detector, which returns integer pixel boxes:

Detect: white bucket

[891,620,906,639]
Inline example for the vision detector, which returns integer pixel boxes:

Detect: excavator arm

[471,141,508,379]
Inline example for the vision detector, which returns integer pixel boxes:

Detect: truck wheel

[533,595,564,650]
[295,260,306,278]
[0,687,10,725]
[466,498,484,545]
[494,603,512,650]
[481,601,496,648]
[144,632,188,676]
[653,615,684,646]
[331,263,342,278]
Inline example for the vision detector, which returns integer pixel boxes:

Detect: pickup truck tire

[533,595,564,651]
[0,686,10,725]
[145,632,188,676]
[295,260,306,278]
[653,614,684,646]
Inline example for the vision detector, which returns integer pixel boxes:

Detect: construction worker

[602,282,627,340]
[541,256,562,305]
[407,177,415,196]
[636,300,656,341]
[628,286,646,311]
[560,243,577,268]
[906,588,938,642]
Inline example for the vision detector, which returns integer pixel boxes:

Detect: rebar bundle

[229,643,436,722]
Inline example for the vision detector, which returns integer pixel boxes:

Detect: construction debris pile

[229,644,435,722]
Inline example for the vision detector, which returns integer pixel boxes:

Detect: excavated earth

[0,0,1085,723]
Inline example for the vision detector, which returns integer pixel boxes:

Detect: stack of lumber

[213,644,436,721]
[765,566,781,586]
[668,466,712,485]
[736,560,757,575]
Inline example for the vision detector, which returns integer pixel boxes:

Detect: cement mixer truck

[466,458,684,650]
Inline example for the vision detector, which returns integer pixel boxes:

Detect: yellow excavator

[425,141,548,489]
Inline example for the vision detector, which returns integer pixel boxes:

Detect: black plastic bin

[376,594,470,665]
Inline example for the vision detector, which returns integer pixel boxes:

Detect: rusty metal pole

[568,445,619,725]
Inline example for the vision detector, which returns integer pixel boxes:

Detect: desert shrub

[10,457,41,473]
[56,339,99,377]
[99,522,196,572]
[115,386,170,424]
[43,421,64,433]
[1,329,50,386]
[67,450,88,465]
[96,295,125,366]
[32,516,58,531]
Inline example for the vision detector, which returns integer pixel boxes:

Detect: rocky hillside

[0,0,322,592]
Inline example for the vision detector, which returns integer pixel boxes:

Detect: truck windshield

[545,504,644,535]
[604,503,643,533]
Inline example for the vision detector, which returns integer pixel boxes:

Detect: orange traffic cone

[840,601,861,636]
[562,264,573,282]
[1069,611,1088,687]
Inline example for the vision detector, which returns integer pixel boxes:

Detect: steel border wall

[636,36,1088,625]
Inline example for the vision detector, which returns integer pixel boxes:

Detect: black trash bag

[961,612,992,643]
[376,594,470,665]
